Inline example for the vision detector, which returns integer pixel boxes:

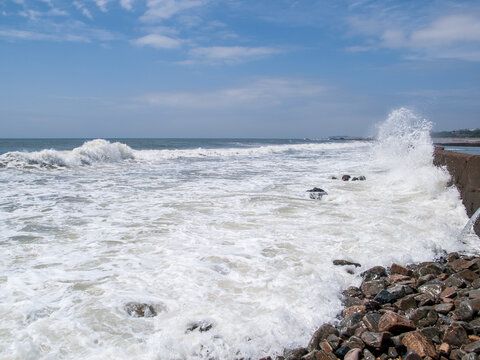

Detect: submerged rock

[333,260,361,268]
[342,175,351,181]
[124,302,158,318]
[307,187,328,199]
[186,320,214,333]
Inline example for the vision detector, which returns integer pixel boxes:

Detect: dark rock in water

[342,175,351,181]
[352,177,359,181]
[361,266,387,281]
[361,279,386,298]
[339,312,364,338]
[343,286,363,298]
[331,176,338,180]
[186,320,213,333]
[307,187,328,199]
[358,176,366,181]
[283,348,308,360]
[333,260,361,267]
[124,302,157,318]
[374,290,397,304]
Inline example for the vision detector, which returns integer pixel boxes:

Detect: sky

[0,0,479,138]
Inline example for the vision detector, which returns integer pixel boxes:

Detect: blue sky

[1,0,479,138]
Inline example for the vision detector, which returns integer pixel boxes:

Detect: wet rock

[434,302,454,314]
[360,331,387,348]
[419,327,442,343]
[392,263,413,276]
[418,283,443,300]
[334,345,351,358]
[363,313,382,332]
[343,286,363,298]
[404,350,423,360]
[470,290,480,299]
[284,348,308,360]
[307,324,339,351]
[450,259,477,272]
[451,349,467,360]
[319,340,333,353]
[342,305,366,318]
[344,336,365,350]
[333,260,361,267]
[396,294,418,312]
[388,284,413,298]
[339,312,364,338]
[402,332,438,359]
[378,311,416,334]
[416,263,443,278]
[307,188,328,200]
[409,307,438,328]
[456,300,476,321]
[439,343,451,356]
[343,296,363,307]
[417,274,437,287]
[461,353,478,360]
[124,302,158,318]
[361,266,387,282]
[446,274,467,288]
[344,348,361,360]
[443,322,469,346]
[374,290,397,304]
[462,341,480,353]
[458,270,479,283]
[363,348,375,360]
[361,280,386,298]
[186,320,213,333]
[342,175,351,181]
[470,318,480,334]
[358,176,366,181]
[325,334,340,350]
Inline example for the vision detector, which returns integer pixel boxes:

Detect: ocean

[0,108,477,359]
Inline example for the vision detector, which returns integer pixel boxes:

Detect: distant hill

[432,128,480,138]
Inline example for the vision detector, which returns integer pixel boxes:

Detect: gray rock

[342,175,351,181]
[462,341,480,354]
[186,320,213,333]
[339,312,365,338]
[361,266,387,282]
[284,348,308,360]
[124,302,158,318]
[360,331,386,348]
[374,290,397,304]
[361,280,386,298]
[443,322,469,346]
[461,353,478,360]
[363,349,376,360]
[333,259,361,267]
[363,313,382,332]
[457,300,476,321]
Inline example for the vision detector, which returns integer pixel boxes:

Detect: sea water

[0,108,476,359]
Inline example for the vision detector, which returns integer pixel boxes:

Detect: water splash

[0,139,135,168]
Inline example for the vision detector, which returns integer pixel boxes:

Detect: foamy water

[0,109,476,359]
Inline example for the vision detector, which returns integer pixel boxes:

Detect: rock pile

[272,253,480,360]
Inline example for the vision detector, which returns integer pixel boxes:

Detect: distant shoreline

[433,137,480,147]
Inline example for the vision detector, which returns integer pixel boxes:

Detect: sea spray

[0,109,474,359]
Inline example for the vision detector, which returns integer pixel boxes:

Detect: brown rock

[438,343,451,356]
[302,350,336,360]
[319,341,333,353]
[333,260,361,267]
[284,348,308,360]
[378,311,416,334]
[443,322,469,346]
[404,350,423,360]
[343,348,361,360]
[360,331,386,348]
[450,258,476,272]
[389,274,412,283]
[445,274,467,288]
[462,341,480,353]
[392,263,413,276]
[361,280,386,298]
[402,331,438,359]
[441,287,457,298]
[342,305,366,318]
[307,324,339,351]
[458,269,479,283]
[469,290,480,299]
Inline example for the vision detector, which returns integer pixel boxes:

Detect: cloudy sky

[1,0,479,138]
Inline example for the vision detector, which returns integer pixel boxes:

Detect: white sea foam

[0,109,476,359]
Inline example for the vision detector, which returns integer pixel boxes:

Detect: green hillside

[432,129,480,138]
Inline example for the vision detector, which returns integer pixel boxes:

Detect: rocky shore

[266,253,480,360]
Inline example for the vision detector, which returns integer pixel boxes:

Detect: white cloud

[141,0,209,22]
[0,29,89,42]
[93,0,111,12]
[187,46,281,64]
[73,1,93,20]
[120,0,134,10]
[135,78,324,108]
[347,7,480,62]
[133,33,182,49]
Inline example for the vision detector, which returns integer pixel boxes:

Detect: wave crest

[0,139,135,169]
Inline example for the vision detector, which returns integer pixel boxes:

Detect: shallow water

[0,109,477,359]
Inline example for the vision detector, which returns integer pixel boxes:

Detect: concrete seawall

[433,146,480,236]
